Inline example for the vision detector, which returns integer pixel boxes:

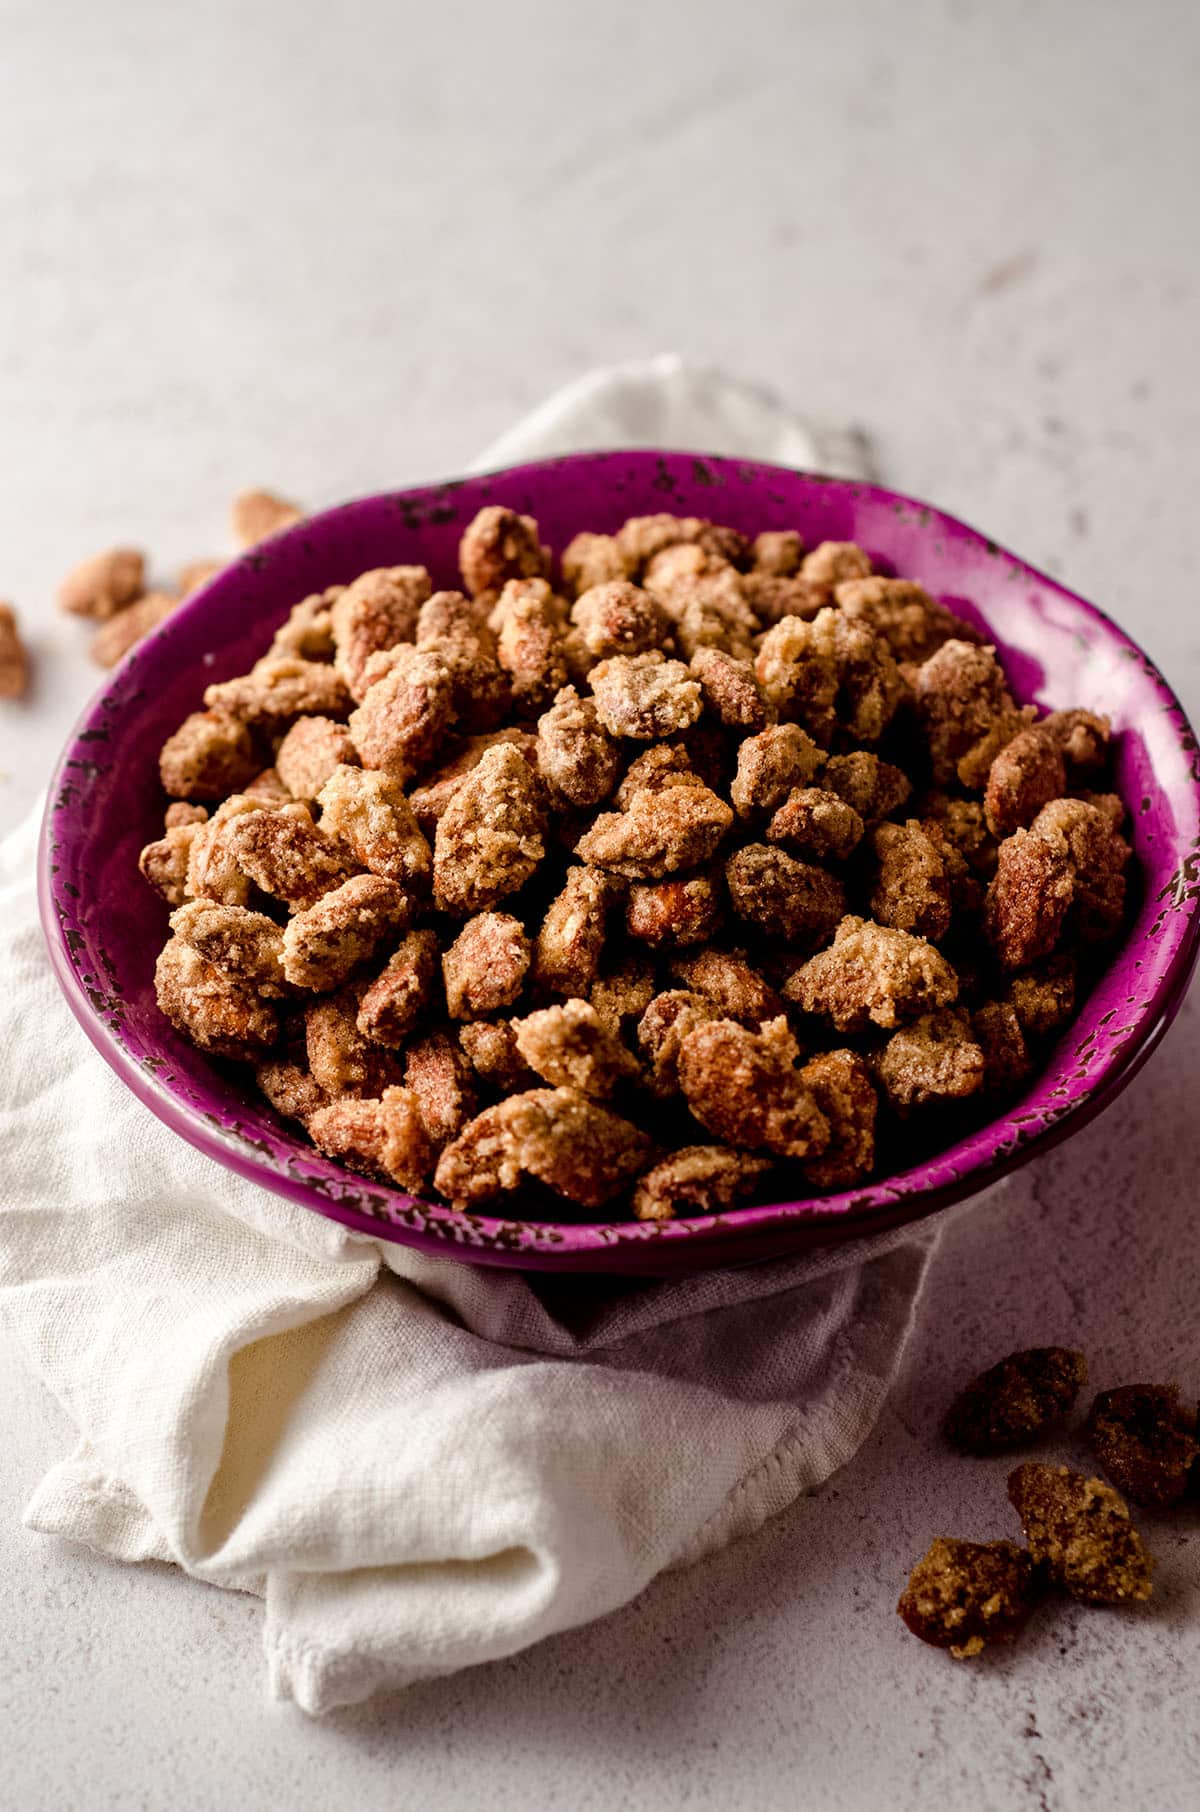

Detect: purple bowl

[39,451,1200,1274]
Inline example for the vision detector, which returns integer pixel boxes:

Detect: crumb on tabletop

[443,911,532,1019]
[1007,1462,1154,1604]
[898,1537,1037,1658]
[231,488,303,549]
[677,1015,830,1159]
[632,1144,772,1221]
[944,1347,1088,1454]
[90,591,178,668]
[281,873,412,991]
[0,603,30,699]
[308,1086,433,1191]
[459,505,549,597]
[58,546,145,619]
[1086,1384,1200,1508]
[785,916,959,1033]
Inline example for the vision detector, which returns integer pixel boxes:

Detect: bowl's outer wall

[41,452,1200,1273]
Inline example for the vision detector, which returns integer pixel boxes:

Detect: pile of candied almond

[139,503,1132,1221]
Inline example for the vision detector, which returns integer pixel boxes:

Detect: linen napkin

[0,361,938,1717]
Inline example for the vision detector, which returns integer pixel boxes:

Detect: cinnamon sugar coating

[204,657,351,728]
[281,873,411,991]
[1086,1384,1199,1508]
[160,709,258,801]
[356,930,440,1046]
[330,565,432,699]
[945,1347,1088,1454]
[154,938,278,1059]
[576,784,732,880]
[276,716,358,801]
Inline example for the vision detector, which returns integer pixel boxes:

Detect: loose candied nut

[984,726,1067,838]
[914,641,1015,785]
[281,873,411,991]
[169,900,286,993]
[433,742,548,914]
[613,742,706,808]
[1030,797,1130,943]
[491,578,570,716]
[58,546,145,619]
[875,1008,985,1113]
[244,767,293,803]
[179,558,224,598]
[90,591,177,667]
[534,865,616,996]
[945,1348,1088,1454]
[408,729,537,831]
[731,724,825,820]
[582,958,654,1036]
[276,716,357,801]
[459,505,549,596]
[835,577,979,666]
[184,801,259,906]
[800,540,872,587]
[356,930,440,1047]
[225,806,353,912]
[443,912,532,1019]
[589,651,702,740]
[561,531,627,596]
[626,869,723,950]
[165,802,208,829]
[0,603,29,698]
[329,566,432,699]
[767,787,864,862]
[972,999,1032,1093]
[1043,708,1111,782]
[205,657,352,728]
[160,708,259,801]
[677,1015,830,1158]
[256,1059,329,1127]
[800,1049,878,1189]
[1006,955,1077,1037]
[690,646,769,730]
[821,751,912,823]
[404,1031,478,1148]
[632,1145,771,1222]
[458,1019,537,1094]
[637,989,721,1096]
[536,686,622,805]
[305,985,403,1099]
[725,843,845,951]
[984,829,1075,970]
[154,938,278,1059]
[1007,1462,1154,1604]
[571,580,672,660]
[309,1086,433,1191]
[786,916,959,1033]
[513,998,639,1099]
[752,530,804,576]
[269,589,340,661]
[231,488,303,547]
[897,1539,1036,1659]
[434,1087,652,1210]
[576,783,732,880]
[669,947,787,1026]
[316,764,432,889]
[755,608,904,747]
[1086,1385,1199,1508]
[870,820,953,941]
[139,822,204,906]
[347,645,455,781]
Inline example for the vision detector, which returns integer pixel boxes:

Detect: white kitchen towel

[0,362,939,1718]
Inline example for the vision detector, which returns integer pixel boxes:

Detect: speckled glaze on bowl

[39,452,1200,1274]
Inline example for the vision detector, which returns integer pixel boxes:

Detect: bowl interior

[40,451,1200,1273]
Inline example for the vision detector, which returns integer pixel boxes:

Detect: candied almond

[309,1086,433,1191]
[984,725,1067,838]
[316,763,432,888]
[561,531,627,596]
[576,783,732,880]
[870,820,953,941]
[169,900,286,993]
[513,998,638,1099]
[1007,1462,1154,1604]
[90,591,177,668]
[205,657,352,728]
[632,1145,771,1222]
[637,989,721,1097]
[752,530,804,576]
[898,1538,1036,1659]
[725,843,845,951]
[404,1031,478,1148]
[347,645,455,780]
[767,787,864,862]
[281,873,411,991]
[0,603,29,698]
[269,590,340,661]
[800,1049,878,1190]
[690,645,769,730]
[1086,1384,1199,1508]
[443,912,532,1019]
[875,1007,985,1113]
[305,986,403,1099]
[668,947,786,1026]
[786,915,959,1032]
[434,1087,652,1210]
[1029,797,1129,943]
[571,580,672,660]
[731,723,825,820]
[160,708,259,801]
[356,930,440,1047]
[154,938,278,1060]
[626,870,723,950]
[914,641,1015,785]
[58,547,145,619]
[755,608,904,748]
[536,685,622,806]
[459,505,548,596]
[1043,708,1111,782]
[139,822,203,906]
[534,866,616,997]
[984,828,1075,970]
[800,540,872,587]
[677,1015,829,1159]
[231,488,303,547]
[458,1019,538,1095]
[256,1059,329,1128]
[276,716,357,801]
[433,742,547,914]
[944,1347,1088,1454]
[835,576,979,666]
[225,805,353,912]
[589,651,703,740]
[330,566,432,699]
[408,729,537,832]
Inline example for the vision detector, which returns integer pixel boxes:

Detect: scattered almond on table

[0,603,30,699]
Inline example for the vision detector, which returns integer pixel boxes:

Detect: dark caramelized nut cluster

[143,504,1133,1218]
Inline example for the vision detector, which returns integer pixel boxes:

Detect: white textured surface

[1,0,1199,1805]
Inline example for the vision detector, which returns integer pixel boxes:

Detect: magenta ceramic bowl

[39,451,1200,1274]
